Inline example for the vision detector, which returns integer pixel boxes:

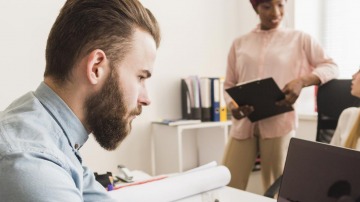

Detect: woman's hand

[277,78,304,106]
[229,101,254,120]
[277,75,321,107]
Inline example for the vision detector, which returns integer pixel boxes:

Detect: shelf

[152,120,231,130]
[151,121,232,175]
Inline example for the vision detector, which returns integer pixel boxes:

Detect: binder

[199,77,211,121]
[219,77,227,122]
[209,78,220,122]
[225,77,293,122]
[181,78,192,119]
[189,76,202,120]
[181,76,201,120]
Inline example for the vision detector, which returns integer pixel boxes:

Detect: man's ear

[86,49,108,85]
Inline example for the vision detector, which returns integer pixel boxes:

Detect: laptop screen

[278,138,360,202]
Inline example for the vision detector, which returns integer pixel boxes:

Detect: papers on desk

[108,162,231,202]
[153,118,201,126]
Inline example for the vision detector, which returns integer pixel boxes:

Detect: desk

[112,169,253,202]
[175,186,276,202]
[151,121,231,175]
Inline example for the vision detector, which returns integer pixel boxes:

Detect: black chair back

[316,79,360,143]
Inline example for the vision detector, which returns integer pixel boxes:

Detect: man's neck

[44,77,88,130]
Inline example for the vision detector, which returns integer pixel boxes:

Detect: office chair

[263,175,283,198]
[316,79,360,143]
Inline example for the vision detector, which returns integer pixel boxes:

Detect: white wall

[0,0,294,175]
[0,0,65,105]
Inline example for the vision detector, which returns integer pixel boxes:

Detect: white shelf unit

[151,121,232,175]
[150,113,318,176]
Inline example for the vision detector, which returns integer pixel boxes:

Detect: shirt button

[74,144,79,149]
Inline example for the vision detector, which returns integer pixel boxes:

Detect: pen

[107,184,114,191]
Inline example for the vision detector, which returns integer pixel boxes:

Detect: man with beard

[0,0,160,201]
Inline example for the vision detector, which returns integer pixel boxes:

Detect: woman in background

[331,70,360,150]
[222,0,338,192]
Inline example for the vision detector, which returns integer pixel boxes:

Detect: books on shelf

[153,119,201,126]
[181,75,227,122]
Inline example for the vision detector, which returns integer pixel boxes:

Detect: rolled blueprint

[108,165,231,202]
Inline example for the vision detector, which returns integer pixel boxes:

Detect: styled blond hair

[344,113,360,149]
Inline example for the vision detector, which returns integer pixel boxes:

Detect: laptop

[278,138,360,202]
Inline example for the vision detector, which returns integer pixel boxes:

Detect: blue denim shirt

[0,82,116,202]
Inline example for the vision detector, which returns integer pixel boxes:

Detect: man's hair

[44,0,161,83]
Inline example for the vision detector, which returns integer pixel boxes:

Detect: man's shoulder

[0,92,65,157]
[0,149,83,201]
[1,91,60,133]
[0,99,75,194]
[0,92,86,201]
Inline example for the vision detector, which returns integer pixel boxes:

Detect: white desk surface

[115,170,275,201]
[175,186,276,202]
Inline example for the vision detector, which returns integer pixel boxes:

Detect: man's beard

[84,70,141,151]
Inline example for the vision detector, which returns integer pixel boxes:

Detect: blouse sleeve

[224,41,239,106]
[301,32,339,84]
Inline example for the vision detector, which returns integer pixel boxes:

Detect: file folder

[181,76,202,120]
[189,76,202,120]
[219,77,227,122]
[225,77,293,122]
[199,77,211,121]
[210,78,220,122]
[181,79,192,119]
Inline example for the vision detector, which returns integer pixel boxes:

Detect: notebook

[278,138,360,202]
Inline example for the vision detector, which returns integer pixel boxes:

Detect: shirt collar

[34,82,88,151]
[253,24,283,33]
